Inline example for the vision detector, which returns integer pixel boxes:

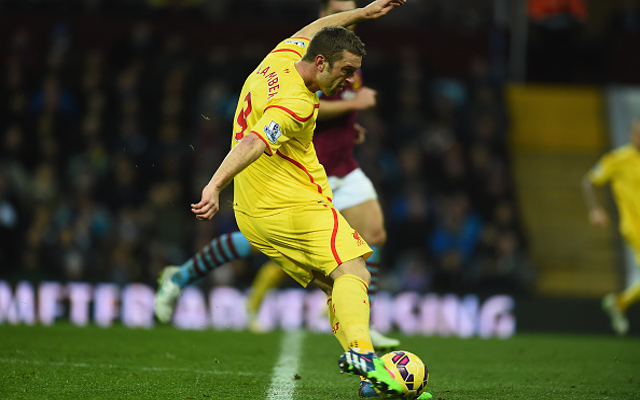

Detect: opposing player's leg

[341,197,399,351]
[155,231,256,323]
[246,260,287,332]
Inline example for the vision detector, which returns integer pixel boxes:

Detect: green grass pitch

[1,323,638,399]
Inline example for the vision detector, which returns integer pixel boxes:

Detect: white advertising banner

[0,280,516,339]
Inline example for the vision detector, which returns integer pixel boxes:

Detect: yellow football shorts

[235,201,372,287]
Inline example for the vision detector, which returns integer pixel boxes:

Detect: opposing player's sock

[247,260,286,332]
[366,246,381,303]
[366,246,400,352]
[332,274,374,353]
[172,231,252,288]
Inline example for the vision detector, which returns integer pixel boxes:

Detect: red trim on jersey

[225,233,240,259]
[265,103,319,122]
[330,208,342,265]
[248,130,273,156]
[275,150,323,194]
[269,48,302,58]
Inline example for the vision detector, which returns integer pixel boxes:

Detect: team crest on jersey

[352,231,365,246]
[285,39,306,49]
[264,121,281,143]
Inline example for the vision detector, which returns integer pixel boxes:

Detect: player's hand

[191,184,221,221]
[354,123,367,145]
[352,87,377,110]
[588,207,609,228]
[362,0,406,20]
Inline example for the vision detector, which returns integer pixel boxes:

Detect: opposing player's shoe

[370,328,400,352]
[339,349,403,397]
[417,392,434,399]
[154,266,181,323]
[359,379,379,397]
[602,293,629,336]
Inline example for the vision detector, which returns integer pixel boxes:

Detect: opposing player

[179,0,407,396]
[582,120,640,336]
[156,0,399,355]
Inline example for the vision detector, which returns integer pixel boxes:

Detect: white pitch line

[0,357,256,376]
[266,330,305,400]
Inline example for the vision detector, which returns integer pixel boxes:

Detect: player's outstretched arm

[581,173,609,228]
[294,0,406,39]
[318,87,377,120]
[191,133,267,221]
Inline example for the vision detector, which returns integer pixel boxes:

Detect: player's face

[321,1,358,31]
[318,51,361,97]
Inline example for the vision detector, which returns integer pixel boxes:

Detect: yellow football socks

[246,260,286,314]
[327,297,349,351]
[332,274,374,353]
[618,280,640,312]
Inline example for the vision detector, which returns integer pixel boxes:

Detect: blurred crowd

[0,0,549,295]
[359,50,535,295]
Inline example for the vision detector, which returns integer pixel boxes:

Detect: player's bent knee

[330,257,371,285]
[364,228,386,247]
[250,245,262,255]
[311,270,334,296]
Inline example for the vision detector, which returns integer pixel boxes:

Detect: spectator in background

[428,192,483,291]
[607,0,640,35]
[604,0,640,83]
[582,120,640,336]
[0,2,533,298]
[0,170,21,270]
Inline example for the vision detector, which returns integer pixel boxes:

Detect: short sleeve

[249,98,318,155]
[588,153,615,186]
[249,106,300,156]
[267,37,310,62]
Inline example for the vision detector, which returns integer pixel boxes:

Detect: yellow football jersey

[589,144,640,248]
[231,37,333,217]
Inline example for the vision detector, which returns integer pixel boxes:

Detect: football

[381,350,429,399]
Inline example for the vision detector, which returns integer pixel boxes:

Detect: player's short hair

[301,25,366,67]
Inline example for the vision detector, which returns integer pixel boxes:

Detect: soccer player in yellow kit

[582,120,640,336]
[190,0,408,396]
[245,0,399,354]
[155,0,400,357]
